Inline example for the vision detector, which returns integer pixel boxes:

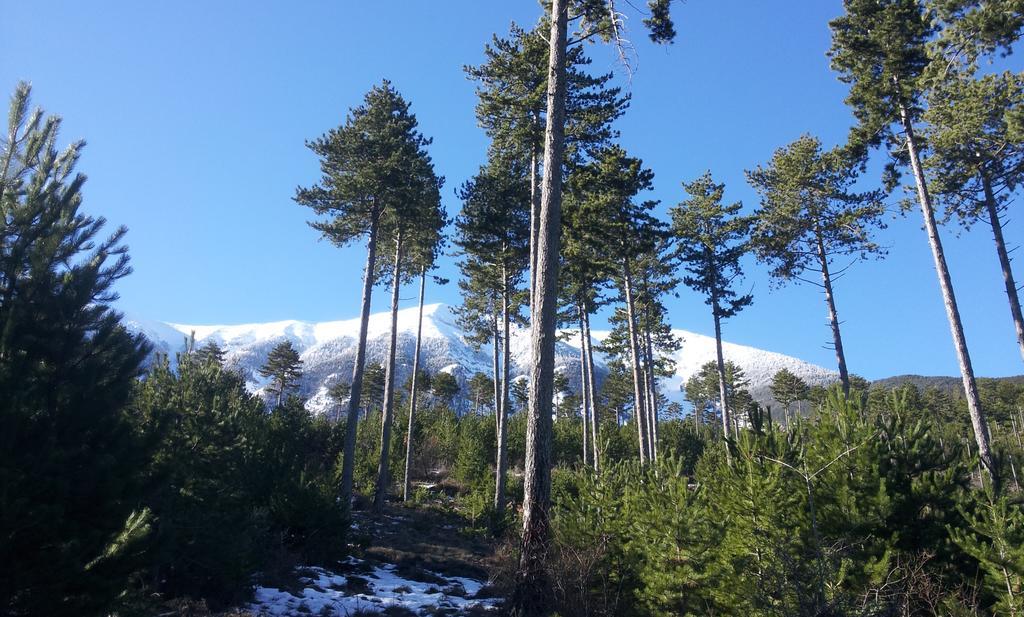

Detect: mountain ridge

[124,302,841,415]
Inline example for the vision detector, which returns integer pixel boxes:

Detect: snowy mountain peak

[125,302,838,415]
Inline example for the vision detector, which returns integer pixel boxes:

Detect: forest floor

[244,493,506,616]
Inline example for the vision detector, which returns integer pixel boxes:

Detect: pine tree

[259,340,303,408]
[514,3,676,611]
[465,21,628,306]
[0,83,151,616]
[747,136,886,395]
[455,157,530,513]
[295,81,436,507]
[685,361,752,434]
[361,362,386,417]
[195,340,227,367]
[951,490,1024,614]
[670,172,753,446]
[468,20,630,481]
[925,71,1024,364]
[632,242,682,461]
[770,368,810,423]
[568,146,665,464]
[401,225,448,503]
[431,372,460,406]
[372,126,445,514]
[828,0,997,485]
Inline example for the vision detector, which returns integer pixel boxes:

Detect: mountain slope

[125,303,839,415]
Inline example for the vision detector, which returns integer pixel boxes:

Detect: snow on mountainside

[124,303,838,415]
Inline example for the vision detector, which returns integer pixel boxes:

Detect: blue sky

[2,1,1022,379]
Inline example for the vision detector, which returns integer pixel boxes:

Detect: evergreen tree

[747,135,886,395]
[513,2,676,610]
[568,145,665,464]
[670,172,753,446]
[465,21,628,303]
[258,340,303,408]
[455,157,530,513]
[685,361,752,433]
[0,83,152,616]
[632,242,682,461]
[926,71,1024,364]
[769,368,810,423]
[401,232,448,503]
[828,0,997,485]
[195,340,226,367]
[372,122,445,514]
[295,81,436,506]
[361,362,386,416]
[431,372,460,405]
[951,490,1024,614]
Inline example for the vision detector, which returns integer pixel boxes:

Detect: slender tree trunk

[340,209,381,508]
[622,258,648,464]
[529,146,541,314]
[374,231,404,513]
[639,347,654,462]
[579,305,591,468]
[515,0,567,611]
[982,172,1024,364]
[713,304,732,443]
[900,105,996,488]
[495,266,512,513]
[492,307,501,432]
[814,227,851,396]
[402,265,427,502]
[644,322,659,462]
[583,308,600,471]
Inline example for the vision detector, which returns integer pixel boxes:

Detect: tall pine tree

[259,340,303,408]
[747,135,886,395]
[671,172,753,446]
[454,156,530,513]
[828,0,997,484]
[513,3,675,611]
[926,72,1024,364]
[296,81,436,507]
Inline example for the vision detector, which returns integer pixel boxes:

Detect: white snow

[125,303,838,414]
[249,558,499,616]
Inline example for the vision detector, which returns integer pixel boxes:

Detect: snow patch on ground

[250,558,499,616]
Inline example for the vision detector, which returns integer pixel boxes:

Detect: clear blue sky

[2,1,1022,379]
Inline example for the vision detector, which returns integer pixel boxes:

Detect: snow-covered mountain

[124,303,838,416]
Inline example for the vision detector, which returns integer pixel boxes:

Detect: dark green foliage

[467,371,496,415]
[258,340,303,407]
[452,412,496,489]
[0,83,152,617]
[362,362,386,414]
[670,172,754,322]
[747,135,886,282]
[950,490,1024,614]
[550,390,985,616]
[770,368,810,414]
[926,71,1024,224]
[431,371,460,404]
[294,80,437,247]
[685,361,751,425]
[194,340,226,366]
[132,358,346,606]
[931,0,1024,66]
[828,0,936,173]
[465,22,629,169]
